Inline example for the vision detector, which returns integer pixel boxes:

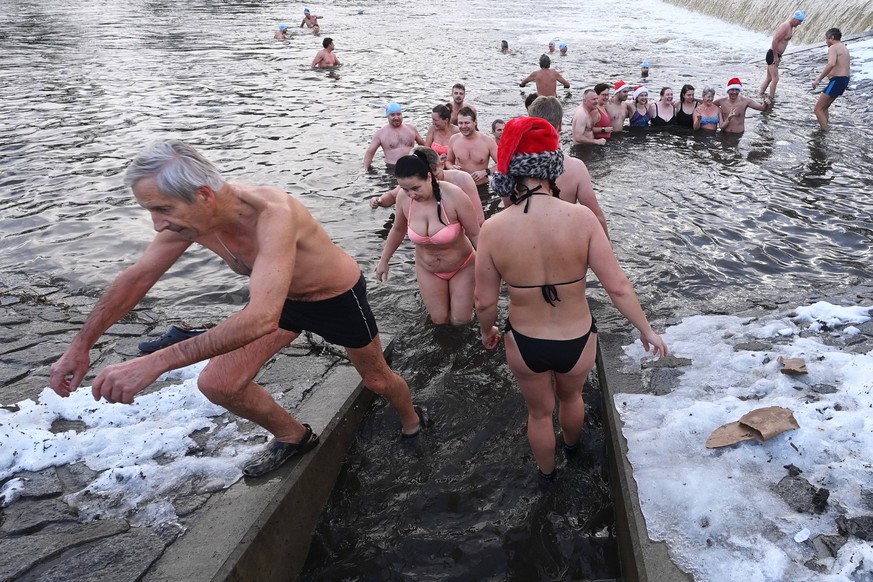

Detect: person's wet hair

[527,96,563,130]
[826,28,841,40]
[395,152,445,225]
[680,84,695,99]
[524,92,539,110]
[458,106,477,122]
[322,37,333,49]
[593,82,610,96]
[432,104,451,120]
[539,54,551,68]
[125,139,225,203]
[413,146,441,173]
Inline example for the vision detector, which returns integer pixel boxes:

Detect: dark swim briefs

[824,76,850,98]
[505,318,597,374]
[765,49,783,65]
[278,273,378,348]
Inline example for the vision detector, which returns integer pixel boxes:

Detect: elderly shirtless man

[447,107,498,197]
[49,140,423,478]
[525,96,609,238]
[520,54,570,97]
[714,78,770,133]
[363,102,425,171]
[759,10,805,99]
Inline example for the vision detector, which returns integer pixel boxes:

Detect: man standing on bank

[49,140,423,478]
[759,10,805,99]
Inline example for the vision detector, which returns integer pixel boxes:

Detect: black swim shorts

[765,49,783,65]
[278,273,378,348]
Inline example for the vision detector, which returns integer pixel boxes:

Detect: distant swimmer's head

[304,8,310,14]
[548,40,555,49]
[278,24,288,31]
[357,8,364,14]
[792,10,805,22]
[491,116,563,200]
[501,40,509,52]
[726,77,743,95]
[641,60,650,68]
[559,43,567,54]
[323,37,333,49]
[539,54,551,69]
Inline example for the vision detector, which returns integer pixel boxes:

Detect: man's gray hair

[528,96,563,131]
[124,140,225,203]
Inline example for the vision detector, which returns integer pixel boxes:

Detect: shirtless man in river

[311,37,340,68]
[520,55,570,98]
[811,28,851,131]
[447,83,476,125]
[571,90,607,146]
[714,78,770,134]
[49,140,423,478]
[447,107,498,195]
[606,80,634,133]
[300,9,322,33]
[363,102,425,171]
[527,96,610,238]
[759,10,805,99]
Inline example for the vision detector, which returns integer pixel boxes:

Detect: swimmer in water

[714,77,770,133]
[425,104,459,168]
[300,8,322,33]
[363,102,425,171]
[311,37,341,68]
[520,55,570,98]
[274,24,290,40]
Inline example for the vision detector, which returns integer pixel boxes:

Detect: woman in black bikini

[475,117,668,482]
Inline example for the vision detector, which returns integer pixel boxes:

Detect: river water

[2,0,871,579]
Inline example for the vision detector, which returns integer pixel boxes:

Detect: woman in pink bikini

[376,150,480,325]
[425,104,459,168]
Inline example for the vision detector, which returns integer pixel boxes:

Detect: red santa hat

[726,77,743,92]
[614,79,630,93]
[633,85,649,101]
[491,117,564,198]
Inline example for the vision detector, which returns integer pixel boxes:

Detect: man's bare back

[521,69,570,98]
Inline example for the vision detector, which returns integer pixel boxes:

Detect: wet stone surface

[0,275,332,581]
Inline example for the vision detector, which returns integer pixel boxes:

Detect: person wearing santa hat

[714,78,770,133]
[474,117,667,483]
[629,85,652,127]
[759,10,806,99]
[606,80,635,133]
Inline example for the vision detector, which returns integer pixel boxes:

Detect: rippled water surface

[2,0,871,578]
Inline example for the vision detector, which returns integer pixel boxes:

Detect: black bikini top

[506,276,586,307]
[510,183,557,213]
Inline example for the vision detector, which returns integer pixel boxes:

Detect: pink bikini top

[431,142,449,156]
[407,198,462,246]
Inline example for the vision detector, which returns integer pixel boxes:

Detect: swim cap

[614,80,630,93]
[793,10,805,21]
[548,40,555,46]
[726,77,743,92]
[641,60,650,68]
[559,43,567,50]
[633,85,648,100]
[357,8,364,14]
[385,102,402,116]
[492,117,564,199]
[304,8,310,14]
[278,24,288,30]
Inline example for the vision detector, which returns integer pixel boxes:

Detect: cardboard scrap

[706,406,800,449]
[778,356,807,375]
